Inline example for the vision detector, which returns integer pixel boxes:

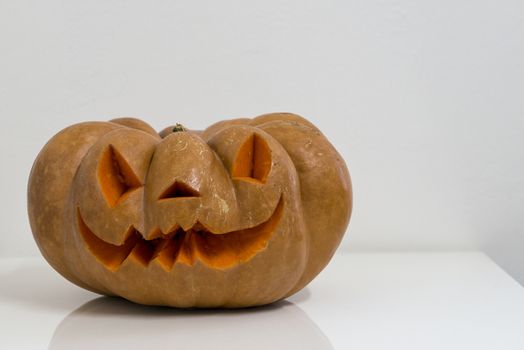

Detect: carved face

[73,127,289,272]
[28,115,352,308]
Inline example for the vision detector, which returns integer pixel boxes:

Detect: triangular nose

[158,181,200,200]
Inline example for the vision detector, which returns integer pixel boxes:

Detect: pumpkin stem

[172,123,187,133]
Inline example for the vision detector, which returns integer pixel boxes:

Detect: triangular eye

[98,145,142,208]
[158,181,200,200]
[231,133,271,183]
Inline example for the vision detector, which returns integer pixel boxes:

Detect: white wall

[1,1,523,282]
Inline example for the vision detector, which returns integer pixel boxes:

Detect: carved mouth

[77,197,284,272]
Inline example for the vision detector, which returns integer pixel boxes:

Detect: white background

[1,1,523,283]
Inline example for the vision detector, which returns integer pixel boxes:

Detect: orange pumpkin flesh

[98,145,143,208]
[28,113,352,308]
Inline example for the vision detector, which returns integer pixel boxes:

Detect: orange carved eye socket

[231,133,272,183]
[98,145,142,208]
[158,181,200,200]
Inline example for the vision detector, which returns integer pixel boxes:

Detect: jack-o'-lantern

[28,113,352,308]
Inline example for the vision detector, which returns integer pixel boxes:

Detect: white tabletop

[1,252,523,350]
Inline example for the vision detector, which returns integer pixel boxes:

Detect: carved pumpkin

[28,113,352,308]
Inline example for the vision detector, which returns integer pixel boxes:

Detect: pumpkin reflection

[49,296,333,350]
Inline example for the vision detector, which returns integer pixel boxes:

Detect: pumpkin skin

[28,113,352,308]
